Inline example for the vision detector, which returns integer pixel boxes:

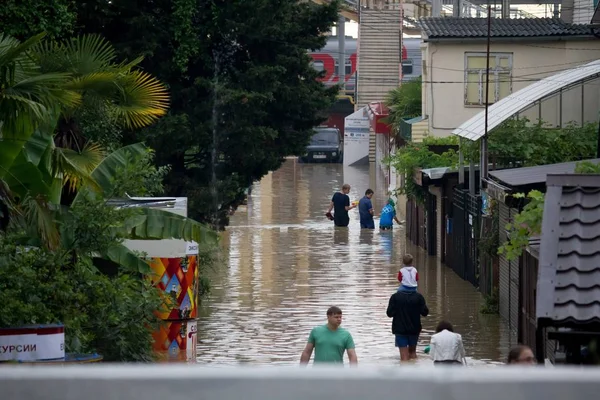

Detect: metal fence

[447,188,481,287]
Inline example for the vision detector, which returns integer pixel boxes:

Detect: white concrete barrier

[2,365,600,400]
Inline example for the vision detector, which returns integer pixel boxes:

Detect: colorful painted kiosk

[123,197,199,363]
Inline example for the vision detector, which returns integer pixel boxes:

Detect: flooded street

[197,159,511,366]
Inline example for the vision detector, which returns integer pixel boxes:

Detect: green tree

[73,0,341,228]
[0,0,76,40]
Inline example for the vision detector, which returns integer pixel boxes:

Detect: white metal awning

[453,59,600,141]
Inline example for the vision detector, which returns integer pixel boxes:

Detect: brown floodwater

[197,159,511,366]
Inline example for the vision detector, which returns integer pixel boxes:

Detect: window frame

[334,59,352,76]
[464,52,513,107]
[402,59,414,76]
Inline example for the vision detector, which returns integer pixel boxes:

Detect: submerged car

[300,127,343,163]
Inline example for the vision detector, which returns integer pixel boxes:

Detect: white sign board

[0,330,65,362]
[186,241,199,255]
[186,320,198,362]
[344,107,370,166]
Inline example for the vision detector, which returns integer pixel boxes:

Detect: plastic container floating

[0,324,65,362]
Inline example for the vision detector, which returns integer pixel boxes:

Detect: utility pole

[338,14,346,93]
[453,0,461,17]
[480,0,492,191]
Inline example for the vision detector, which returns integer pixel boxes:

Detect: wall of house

[421,39,600,137]
[573,0,595,24]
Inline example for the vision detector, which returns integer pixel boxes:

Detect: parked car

[300,127,343,163]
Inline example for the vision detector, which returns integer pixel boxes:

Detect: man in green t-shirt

[300,306,358,365]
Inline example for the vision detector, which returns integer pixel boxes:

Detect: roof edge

[546,173,600,187]
[424,34,595,43]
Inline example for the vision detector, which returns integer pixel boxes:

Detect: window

[464,52,512,106]
[334,60,352,76]
[402,60,413,75]
[312,60,324,72]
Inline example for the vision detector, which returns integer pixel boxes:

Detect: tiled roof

[419,17,593,40]
[536,174,600,325]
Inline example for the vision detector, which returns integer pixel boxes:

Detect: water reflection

[198,159,511,366]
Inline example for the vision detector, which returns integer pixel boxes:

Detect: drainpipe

[597,116,600,158]
[432,0,442,17]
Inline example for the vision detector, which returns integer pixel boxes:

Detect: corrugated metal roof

[453,60,600,141]
[488,159,600,188]
[536,174,600,325]
[419,17,593,40]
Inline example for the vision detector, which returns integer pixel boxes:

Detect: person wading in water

[507,345,536,365]
[427,320,466,366]
[386,282,429,362]
[326,183,356,227]
[358,188,375,229]
[300,306,358,366]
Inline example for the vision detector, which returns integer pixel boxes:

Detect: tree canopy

[71,0,341,227]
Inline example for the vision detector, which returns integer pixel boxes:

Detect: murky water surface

[197,160,511,366]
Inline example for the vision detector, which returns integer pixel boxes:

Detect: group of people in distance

[302,184,538,367]
[325,184,401,229]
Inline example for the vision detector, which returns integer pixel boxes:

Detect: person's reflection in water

[379,230,393,261]
[333,226,350,245]
[359,229,374,246]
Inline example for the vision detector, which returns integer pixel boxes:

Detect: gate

[448,189,466,279]
[448,188,480,287]
[520,250,539,352]
[406,197,427,251]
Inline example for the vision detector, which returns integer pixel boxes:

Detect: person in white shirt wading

[428,320,466,366]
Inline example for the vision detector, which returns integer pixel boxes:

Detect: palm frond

[72,143,148,204]
[21,195,60,250]
[112,70,170,128]
[0,33,79,141]
[52,142,105,192]
[34,34,117,76]
[0,32,45,69]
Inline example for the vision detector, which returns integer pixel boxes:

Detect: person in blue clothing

[379,198,401,230]
[358,189,375,229]
[326,183,356,227]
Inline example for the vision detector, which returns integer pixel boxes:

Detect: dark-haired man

[300,306,358,365]
[358,189,375,229]
[326,184,356,227]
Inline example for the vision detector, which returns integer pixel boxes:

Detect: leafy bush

[575,160,600,174]
[463,119,598,167]
[0,231,163,361]
[498,161,599,261]
[480,289,499,314]
[388,137,459,203]
[497,190,545,261]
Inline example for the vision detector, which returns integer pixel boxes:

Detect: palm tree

[1,32,216,263]
[0,32,80,182]
[32,34,170,151]
[384,77,422,142]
